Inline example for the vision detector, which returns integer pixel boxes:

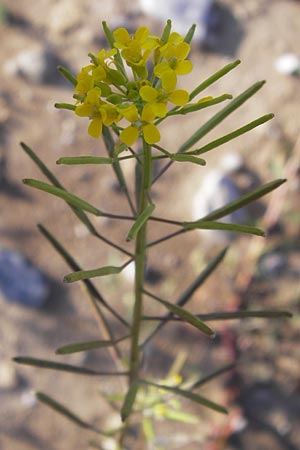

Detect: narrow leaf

[190,364,236,390]
[200,179,287,222]
[36,392,98,431]
[23,178,103,216]
[141,248,228,349]
[188,114,274,156]
[182,220,265,237]
[57,156,114,165]
[170,154,206,166]
[180,81,266,153]
[38,224,130,328]
[177,247,228,307]
[54,103,76,111]
[127,204,155,241]
[57,65,77,86]
[20,143,101,237]
[196,310,293,321]
[20,142,63,187]
[121,382,139,422]
[64,265,123,283]
[13,357,128,376]
[189,59,241,100]
[141,380,227,415]
[144,290,215,337]
[56,335,130,355]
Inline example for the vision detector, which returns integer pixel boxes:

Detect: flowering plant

[15,20,291,449]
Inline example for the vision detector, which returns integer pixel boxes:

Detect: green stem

[129,141,151,386]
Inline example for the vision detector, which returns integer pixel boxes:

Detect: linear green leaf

[54,103,76,111]
[190,364,236,390]
[177,247,228,307]
[127,204,155,241]
[144,291,215,337]
[121,382,139,422]
[23,178,103,216]
[21,143,132,255]
[141,380,227,415]
[64,265,123,283]
[189,59,241,100]
[180,81,266,153]
[141,248,228,349]
[143,310,292,321]
[36,392,98,431]
[13,357,128,376]
[56,335,130,355]
[57,156,114,165]
[38,224,130,328]
[170,154,206,166]
[57,65,77,86]
[188,114,274,156]
[200,179,287,222]
[182,220,265,237]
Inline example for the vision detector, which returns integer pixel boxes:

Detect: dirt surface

[0,1,300,449]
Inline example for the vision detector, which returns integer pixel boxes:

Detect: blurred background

[0,1,300,449]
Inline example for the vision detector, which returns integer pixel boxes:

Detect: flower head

[70,22,194,146]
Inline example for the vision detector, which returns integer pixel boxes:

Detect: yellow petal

[174,42,190,59]
[169,89,189,106]
[152,102,167,118]
[175,60,193,75]
[88,118,103,138]
[120,126,139,146]
[121,104,139,122]
[113,28,131,44]
[142,123,160,144]
[140,86,158,102]
[75,104,94,117]
[141,104,156,122]
[135,26,149,43]
[161,71,177,92]
[154,62,170,78]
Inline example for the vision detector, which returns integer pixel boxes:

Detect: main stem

[129,141,152,385]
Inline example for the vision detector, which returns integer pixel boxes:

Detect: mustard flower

[154,32,193,81]
[75,88,121,138]
[113,26,159,78]
[119,103,160,146]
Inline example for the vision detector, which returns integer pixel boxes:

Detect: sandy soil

[0,1,300,449]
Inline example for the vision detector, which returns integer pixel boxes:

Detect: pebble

[274,53,300,75]
[191,153,250,242]
[0,248,49,308]
[4,46,67,84]
[0,360,18,389]
[138,0,215,44]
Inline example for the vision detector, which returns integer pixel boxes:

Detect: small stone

[0,248,49,308]
[4,46,68,84]
[0,360,18,389]
[274,53,300,75]
[48,0,83,35]
[138,0,214,44]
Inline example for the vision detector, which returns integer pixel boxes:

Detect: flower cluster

[72,25,193,146]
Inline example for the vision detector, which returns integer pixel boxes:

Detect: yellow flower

[154,32,193,81]
[75,88,121,138]
[119,103,160,146]
[113,26,159,77]
[139,71,189,112]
